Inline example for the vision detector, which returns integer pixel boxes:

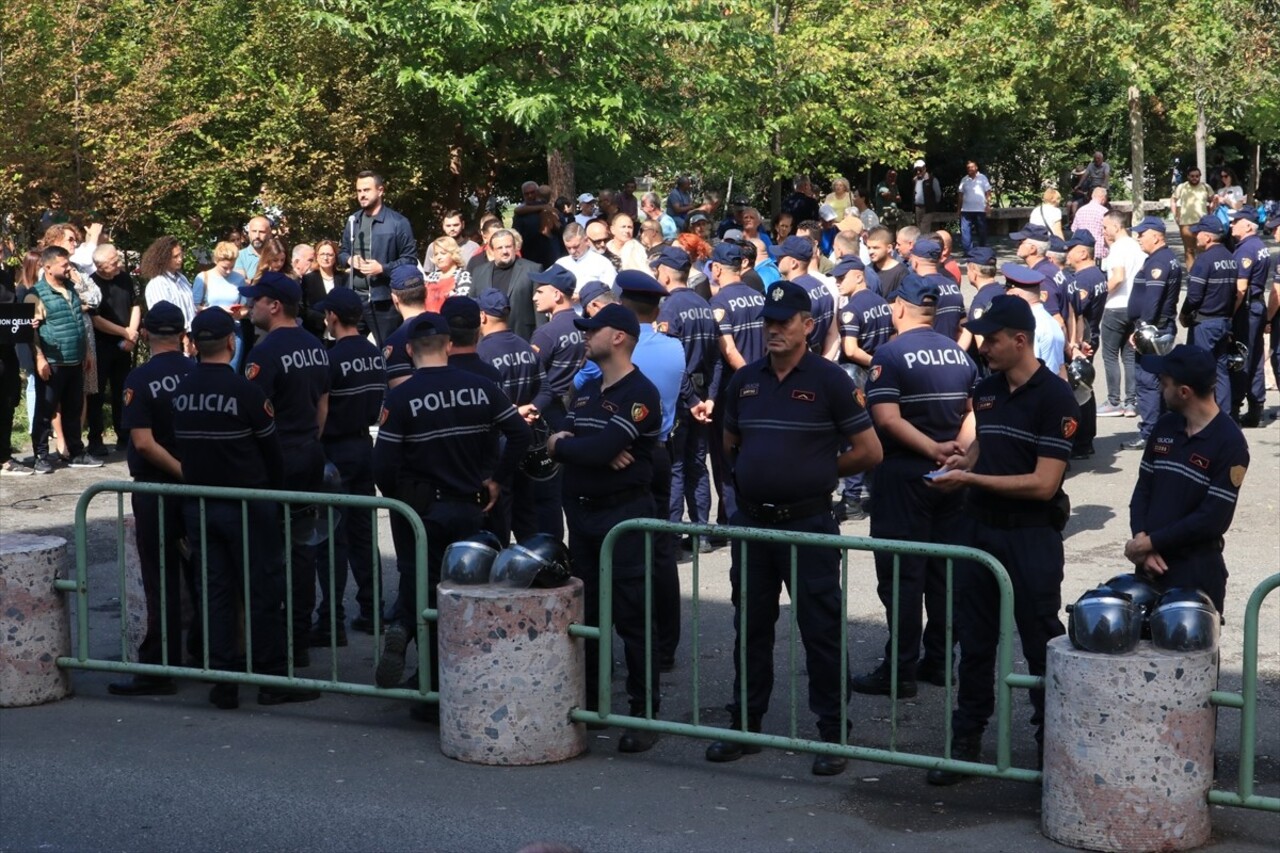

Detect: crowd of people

[0,164,1274,782]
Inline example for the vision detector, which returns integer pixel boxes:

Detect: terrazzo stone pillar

[121,515,147,661]
[0,533,72,706]
[1042,636,1216,852]
[437,578,587,765]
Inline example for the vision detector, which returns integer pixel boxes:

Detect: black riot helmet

[518,533,573,588]
[1149,587,1220,652]
[489,544,545,589]
[441,534,503,585]
[521,417,561,482]
[1225,340,1248,372]
[1103,572,1162,638]
[1067,586,1144,655]
[1066,357,1096,405]
[1134,321,1175,356]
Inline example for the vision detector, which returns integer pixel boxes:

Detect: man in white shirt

[574,193,598,228]
[912,159,942,225]
[1003,264,1066,377]
[555,222,616,291]
[956,159,993,255]
[1097,211,1147,417]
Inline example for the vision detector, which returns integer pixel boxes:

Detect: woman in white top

[193,241,247,368]
[140,236,196,333]
[1029,187,1064,238]
[1212,169,1245,212]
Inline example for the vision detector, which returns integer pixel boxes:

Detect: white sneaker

[1,459,35,477]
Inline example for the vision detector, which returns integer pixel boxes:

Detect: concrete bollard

[1042,635,1217,852]
[0,533,73,706]
[121,515,147,661]
[437,578,587,765]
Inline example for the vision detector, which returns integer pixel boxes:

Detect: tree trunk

[547,146,574,204]
[1128,85,1144,224]
[1194,96,1207,176]
[1251,143,1261,202]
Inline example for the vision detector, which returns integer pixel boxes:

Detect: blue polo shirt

[967,364,1079,515]
[794,273,836,353]
[1128,245,1183,325]
[382,316,414,384]
[244,325,330,452]
[572,325,685,441]
[1185,244,1237,318]
[530,308,585,416]
[121,350,194,483]
[866,327,975,458]
[557,367,662,499]
[450,352,503,385]
[710,282,766,381]
[1034,259,1065,318]
[477,330,544,406]
[1231,234,1269,302]
[930,273,965,341]
[724,351,873,505]
[322,335,386,440]
[967,282,1005,327]
[1068,266,1109,343]
[172,362,283,489]
[838,290,894,361]
[657,287,721,404]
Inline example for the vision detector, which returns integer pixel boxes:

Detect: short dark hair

[442,209,464,223]
[448,326,480,347]
[196,337,228,359]
[40,245,70,266]
[356,170,385,187]
[409,334,447,357]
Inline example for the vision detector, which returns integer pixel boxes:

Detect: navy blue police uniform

[1128,218,1184,441]
[721,281,876,746]
[312,287,387,637]
[944,296,1079,761]
[911,240,964,341]
[475,289,547,543]
[862,277,975,691]
[550,304,664,719]
[1065,232,1109,455]
[771,238,835,354]
[172,308,290,699]
[240,272,331,653]
[1184,216,1238,413]
[1268,212,1280,392]
[1130,346,1249,612]
[1229,208,1270,423]
[708,243,766,525]
[381,265,430,388]
[117,302,194,683]
[373,312,531,691]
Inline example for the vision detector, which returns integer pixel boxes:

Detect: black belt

[431,487,487,506]
[572,484,650,510]
[965,504,1054,529]
[738,495,831,524]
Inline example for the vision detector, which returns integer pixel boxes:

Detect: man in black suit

[470,229,545,341]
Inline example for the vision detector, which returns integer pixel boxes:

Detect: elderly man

[640,191,678,241]
[1070,187,1110,261]
[554,222,616,290]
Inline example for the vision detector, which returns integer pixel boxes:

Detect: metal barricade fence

[569,518,1043,784]
[1209,572,1280,813]
[57,480,436,703]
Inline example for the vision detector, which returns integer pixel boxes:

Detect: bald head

[1091,187,1108,204]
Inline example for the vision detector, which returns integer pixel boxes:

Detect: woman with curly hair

[139,236,195,331]
[424,236,472,311]
[674,232,712,293]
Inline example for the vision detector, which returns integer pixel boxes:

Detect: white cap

[913,159,926,169]
[577,192,596,204]
[818,203,837,221]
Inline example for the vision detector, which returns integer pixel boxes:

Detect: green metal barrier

[57,480,435,703]
[1209,572,1280,813]
[569,518,1043,784]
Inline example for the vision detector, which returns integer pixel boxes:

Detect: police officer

[905,238,964,341]
[442,296,503,384]
[527,265,586,540]
[1063,229,1108,458]
[1002,264,1066,376]
[1228,207,1269,427]
[1009,224,1066,325]
[108,302,193,696]
[925,295,1079,784]
[172,308,319,709]
[1180,215,1238,414]
[547,303,664,754]
[476,289,547,543]
[240,271,331,663]
[1266,212,1280,396]
[654,246,720,547]
[373,313,531,695]
[854,275,976,697]
[382,265,429,390]
[956,247,1003,369]
[833,255,893,520]
[707,241,766,529]
[1125,345,1249,613]
[705,280,883,776]
[311,287,386,642]
[770,235,839,357]
[1125,216,1184,449]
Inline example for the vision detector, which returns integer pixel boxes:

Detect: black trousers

[285,444,325,643]
[950,516,1065,745]
[727,508,848,740]
[566,494,661,715]
[132,490,190,667]
[1230,301,1266,411]
[33,362,84,458]
[668,412,711,524]
[650,441,681,664]
[316,435,380,623]
[361,298,401,348]
[87,336,132,446]
[868,456,959,676]
[0,345,19,461]
[486,469,538,545]
[185,499,287,674]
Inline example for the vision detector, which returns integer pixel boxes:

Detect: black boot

[852,664,918,698]
[705,716,763,762]
[927,733,982,785]
[108,675,177,696]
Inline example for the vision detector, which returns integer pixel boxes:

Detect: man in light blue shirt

[1003,264,1066,377]
[234,216,272,281]
[641,192,679,241]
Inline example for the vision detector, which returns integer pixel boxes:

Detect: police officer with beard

[240,271,330,665]
[172,308,319,709]
[311,287,386,642]
[373,313,531,701]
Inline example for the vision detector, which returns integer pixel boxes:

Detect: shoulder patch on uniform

[791,389,816,402]
[1241,257,1252,269]
[123,388,134,407]
[713,308,726,323]
[245,362,261,380]
[740,383,758,398]
[531,343,541,354]
[378,406,388,426]
[1230,464,1247,487]
[1189,453,1210,470]
[972,307,985,320]
[869,365,883,382]
[1061,417,1078,439]
[631,403,649,422]
[383,345,393,360]
[656,321,669,334]
[841,311,854,324]
[1151,267,1161,279]
[264,399,275,418]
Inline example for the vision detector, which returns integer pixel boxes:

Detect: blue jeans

[959,212,988,254]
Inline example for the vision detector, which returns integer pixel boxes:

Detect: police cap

[1228,205,1258,222]
[574,302,639,339]
[144,301,186,335]
[966,294,1035,334]
[1138,343,1215,395]
[617,269,669,306]
[1131,216,1166,235]
[407,311,449,339]
[910,238,942,262]
[1188,215,1224,236]
[529,265,576,297]
[1064,229,1096,250]
[577,280,611,309]
[896,274,939,306]
[768,235,813,263]
[760,280,811,321]
[441,295,481,329]
[477,289,510,317]
[315,287,363,324]
[830,255,865,279]
[389,265,424,291]
[649,245,691,273]
[190,306,236,342]
[238,271,301,305]
[1001,262,1046,290]
[1009,224,1052,242]
[710,242,743,266]
[966,247,997,266]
